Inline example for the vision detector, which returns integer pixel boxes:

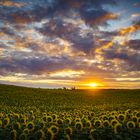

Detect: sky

[0,0,140,89]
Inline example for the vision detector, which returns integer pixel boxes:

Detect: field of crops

[0,84,140,140]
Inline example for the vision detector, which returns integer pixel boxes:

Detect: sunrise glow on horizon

[0,0,140,89]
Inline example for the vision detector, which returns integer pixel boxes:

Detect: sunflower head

[57,119,63,125]
[90,129,99,140]
[118,114,126,122]
[23,128,29,135]
[86,120,92,128]
[94,120,102,128]
[125,109,131,115]
[108,116,114,122]
[14,113,20,120]
[13,122,21,130]
[10,129,17,140]
[65,127,72,135]
[132,116,138,123]
[64,118,71,125]
[114,123,122,134]
[47,116,53,123]
[46,130,54,140]
[34,130,45,140]
[39,122,45,129]
[3,117,10,126]
[27,122,35,131]
[52,114,57,120]
[111,119,118,128]
[71,120,75,126]
[49,125,59,134]
[75,122,83,131]
[42,116,47,122]
[19,133,28,140]
[20,117,26,124]
[103,120,110,128]
[136,112,140,118]
[126,121,136,129]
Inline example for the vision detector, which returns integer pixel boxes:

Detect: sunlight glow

[87,83,98,88]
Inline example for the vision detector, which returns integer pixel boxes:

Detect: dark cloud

[103,50,140,71]
[128,39,140,50]
[0,27,16,36]
[0,0,117,26]
[37,18,95,54]
[0,56,82,75]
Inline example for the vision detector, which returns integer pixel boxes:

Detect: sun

[87,83,98,88]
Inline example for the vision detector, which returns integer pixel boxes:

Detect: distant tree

[63,87,67,90]
[71,87,76,90]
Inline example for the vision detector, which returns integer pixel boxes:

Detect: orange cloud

[95,23,140,54]
[119,24,140,35]
[0,1,26,7]
[89,13,118,24]
[95,41,113,53]
[12,14,31,24]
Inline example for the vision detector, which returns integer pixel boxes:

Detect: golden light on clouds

[49,70,85,78]
[0,1,26,7]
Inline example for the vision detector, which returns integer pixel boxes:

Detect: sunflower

[125,109,131,114]
[111,119,118,128]
[46,116,53,123]
[57,119,63,125]
[136,112,140,117]
[49,125,59,134]
[42,116,47,122]
[52,114,57,120]
[118,114,126,122]
[65,118,71,125]
[27,121,35,131]
[132,116,138,123]
[14,113,20,120]
[102,115,108,121]
[20,117,26,124]
[65,127,73,135]
[86,120,92,128]
[90,129,99,140]
[103,120,110,128]
[34,130,45,140]
[94,120,102,128]
[71,120,75,126]
[108,116,115,122]
[3,117,10,126]
[10,129,17,140]
[19,133,28,140]
[114,123,122,134]
[46,130,54,140]
[13,122,21,130]
[23,128,29,135]
[75,122,83,131]
[126,121,136,129]
[39,122,45,129]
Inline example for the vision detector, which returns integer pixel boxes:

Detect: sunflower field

[0,84,140,140]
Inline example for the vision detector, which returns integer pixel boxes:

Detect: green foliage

[0,84,140,140]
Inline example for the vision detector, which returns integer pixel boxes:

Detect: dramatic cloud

[128,39,140,50]
[0,0,140,88]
